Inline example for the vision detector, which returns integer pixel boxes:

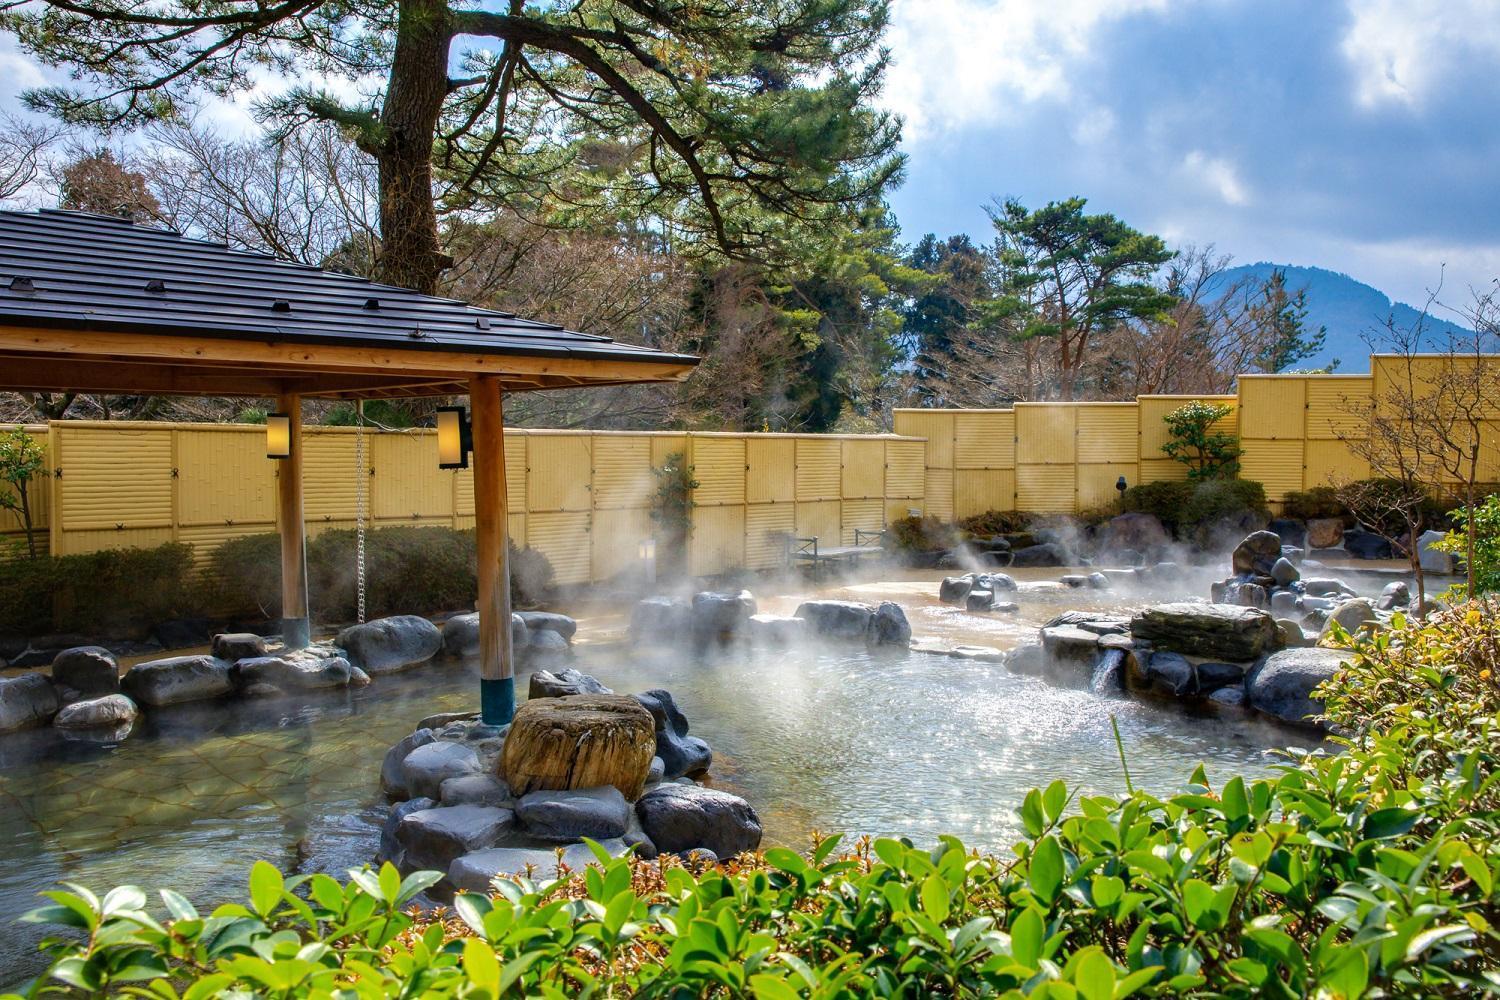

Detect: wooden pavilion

[0,209,698,724]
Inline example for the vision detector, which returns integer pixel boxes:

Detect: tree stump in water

[501,695,656,799]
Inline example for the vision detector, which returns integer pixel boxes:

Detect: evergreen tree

[900,233,987,399]
[1251,268,1332,372]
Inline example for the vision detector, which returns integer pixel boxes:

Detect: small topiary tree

[0,426,46,559]
[1161,401,1240,480]
[650,452,698,577]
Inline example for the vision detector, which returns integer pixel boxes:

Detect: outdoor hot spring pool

[0,608,1324,984]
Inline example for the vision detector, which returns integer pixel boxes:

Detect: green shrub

[18,608,1500,997]
[1434,493,1500,596]
[206,526,555,622]
[1161,400,1240,480]
[1281,485,1350,522]
[1120,479,1269,542]
[956,509,1031,536]
[0,542,198,638]
[1120,480,1193,524]
[649,452,697,577]
[887,514,960,553]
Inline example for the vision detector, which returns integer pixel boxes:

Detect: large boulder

[53,693,138,730]
[866,602,912,646]
[529,668,611,700]
[231,647,353,693]
[0,673,60,731]
[1270,557,1299,587]
[448,842,630,891]
[516,611,577,640]
[401,741,483,800]
[1130,603,1279,661]
[690,591,756,636]
[1246,647,1348,726]
[1268,518,1307,548]
[211,633,267,661]
[1418,529,1455,574]
[1231,531,1284,578]
[1343,529,1391,560]
[122,655,233,707]
[632,689,712,780]
[338,616,441,674]
[50,646,119,698]
[630,597,692,643]
[440,774,512,808]
[977,572,1019,592]
[938,576,973,604]
[1377,581,1411,611]
[794,600,875,639]
[1318,598,1378,644]
[635,784,762,858]
[1143,651,1194,697]
[378,797,435,866]
[382,727,436,799]
[501,694,657,799]
[1306,518,1346,549]
[441,613,531,660]
[1096,513,1170,560]
[1040,625,1100,673]
[395,804,515,872]
[515,785,631,841]
[745,614,806,646]
[1010,542,1068,567]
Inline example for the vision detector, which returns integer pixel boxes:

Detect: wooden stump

[501,694,656,799]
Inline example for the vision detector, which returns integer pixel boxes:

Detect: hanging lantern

[266,413,292,459]
[436,406,472,469]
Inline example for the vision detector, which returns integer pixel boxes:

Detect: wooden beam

[1,325,697,384]
[276,390,311,649]
[470,373,515,726]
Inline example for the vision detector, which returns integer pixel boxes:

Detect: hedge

[13,601,1500,996]
[0,543,197,639]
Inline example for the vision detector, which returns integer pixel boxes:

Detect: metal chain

[355,400,367,624]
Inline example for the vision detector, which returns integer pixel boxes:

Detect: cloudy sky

[4,0,1497,308]
[880,0,1500,307]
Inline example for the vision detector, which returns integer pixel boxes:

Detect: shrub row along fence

[4,356,1498,582]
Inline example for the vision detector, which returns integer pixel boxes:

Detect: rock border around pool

[630,591,912,649]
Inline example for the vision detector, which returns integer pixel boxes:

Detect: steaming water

[0,568,1346,985]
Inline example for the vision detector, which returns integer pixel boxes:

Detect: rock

[0,673,60,731]
[211,633,267,661]
[1276,619,1311,648]
[866,602,911,646]
[690,591,756,636]
[630,597,692,642]
[1246,647,1348,726]
[121,655,233,707]
[378,797,435,866]
[1231,531,1285,577]
[441,613,478,658]
[528,668,611,700]
[1270,590,1300,615]
[991,601,1020,613]
[150,618,215,650]
[1060,574,1087,588]
[1377,581,1411,611]
[349,666,371,687]
[1343,529,1392,560]
[624,810,659,859]
[1005,643,1047,676]
[1130,603,1279,661]
[1318,598,1378,644]
[633,689,712,780]
[1303,578,1353,598]
[794,600,875,639]
[396,804,515,872]
[1208,686,1246,709]
[965,590,995,612]
[231,648,353,693]
[1043,611,1130,635]
[53,693,138,730]
[938,576,973,604]
[1418,530,1455,574]
[517,611,578,640]
[647,756,666,784]
[516,785,630,841]
[1010,542,1068,567]
[338,616,441,674]
[448,842,629,890]
[1195,661,1247,694]
[1096,512,1170,559]
[635,784,762,859]
[951,645,1005,661]
[1232,583,1269,609]
[1306,518,1346,549]
[502,694,657,799]
[1040,626,1100,673]
[1144,651,1194,696]
[382,728,436,799]
[1268,518,1307,548]
[50,646,119,697]
[402,741,483,800]
[525,629,571,660]
[1086,572,1110,590]
[746,614,806,646]
[977,572,1018,592]
[440,774,512,807]
[1270,558,1300,587]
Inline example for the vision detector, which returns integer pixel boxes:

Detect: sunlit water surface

[0,569,1350,984]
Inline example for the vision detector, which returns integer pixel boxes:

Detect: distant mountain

[1206,263,1473,372]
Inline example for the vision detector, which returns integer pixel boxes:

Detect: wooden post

[276,390,311,649]
[470,374,515,726]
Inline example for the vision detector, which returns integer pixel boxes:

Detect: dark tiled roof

[0,209,697,369]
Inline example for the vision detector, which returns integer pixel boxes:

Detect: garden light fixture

[436,406,472,469]
[266,413,292,459]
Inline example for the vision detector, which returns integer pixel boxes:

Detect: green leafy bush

[206,527,555,622]
[16,608,1500,997]
[0,542,198,639]
[957,509,1032,537]
[1281,485,1351,522]
[1161,400,1240,480]
[887,514,960,553]
[649,452,697,577]
[1119,479,1193,524]
[1434,493,1500,596]
[1120,478,1269,541]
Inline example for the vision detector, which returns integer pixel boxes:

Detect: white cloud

[1180,149,1249,206]
[882,0,1172,138]
[1341,0,1500,109]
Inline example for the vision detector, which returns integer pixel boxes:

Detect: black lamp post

[1116,475,1128,512]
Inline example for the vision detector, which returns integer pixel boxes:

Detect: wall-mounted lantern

[1116,475,1128,511]
[436,406,472,469]
[639,536,657,584]
[266,413,292,459]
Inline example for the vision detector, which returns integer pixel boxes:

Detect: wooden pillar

[470,374,515,726]
[277,390,311,649]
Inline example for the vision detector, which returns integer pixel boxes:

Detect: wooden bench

[784,529,887,575]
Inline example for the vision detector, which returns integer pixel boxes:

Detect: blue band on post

[282,616,311,650]
[480,677,515,726]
